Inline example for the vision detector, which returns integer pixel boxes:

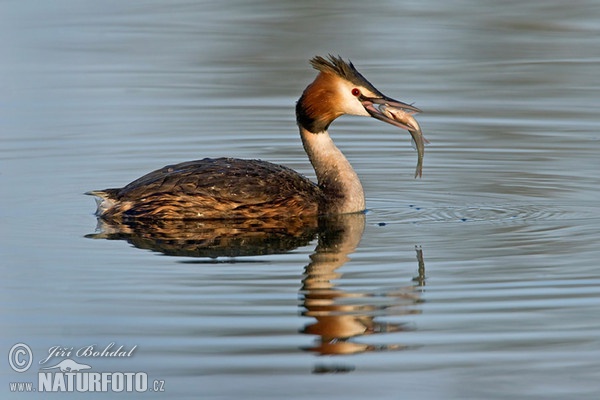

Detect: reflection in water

[87,214,425,373]
[299,214,425,373]
[86,217,319,258]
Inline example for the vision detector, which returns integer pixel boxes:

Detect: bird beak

[361,95,422,131]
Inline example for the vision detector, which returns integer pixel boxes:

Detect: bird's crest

[309,55,382,96]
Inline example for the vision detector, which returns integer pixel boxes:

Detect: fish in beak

[361,95,428,178]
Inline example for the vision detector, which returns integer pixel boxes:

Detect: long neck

[299,126,365,214]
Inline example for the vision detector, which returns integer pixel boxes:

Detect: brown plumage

[88,158,324,219]
[87,55,422,220]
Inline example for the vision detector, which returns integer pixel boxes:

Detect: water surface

[2,1,600,399]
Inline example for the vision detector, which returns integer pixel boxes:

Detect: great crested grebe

[87,55,422,220]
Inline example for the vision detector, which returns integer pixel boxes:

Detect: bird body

[88,56,422,220]
[88,157,324,219]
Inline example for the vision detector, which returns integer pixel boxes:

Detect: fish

[379,104,429,178]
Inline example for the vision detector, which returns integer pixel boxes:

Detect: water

[2,1,600,398]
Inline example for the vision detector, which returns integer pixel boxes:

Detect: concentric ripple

[371,200,598,225]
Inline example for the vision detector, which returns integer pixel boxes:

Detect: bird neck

[299,126,365,214]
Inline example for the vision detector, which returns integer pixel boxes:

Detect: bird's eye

[351,88,361,97]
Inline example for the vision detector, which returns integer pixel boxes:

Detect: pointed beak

[361,95,421,131]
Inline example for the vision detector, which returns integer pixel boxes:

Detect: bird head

[296,55,421,133]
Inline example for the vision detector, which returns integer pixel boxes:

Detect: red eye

[351,88,361,97]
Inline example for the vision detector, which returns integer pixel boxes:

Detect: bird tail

[85,189,120,216]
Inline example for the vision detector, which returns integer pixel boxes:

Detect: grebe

[87,55,422,220]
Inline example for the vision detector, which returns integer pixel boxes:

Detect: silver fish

[379,104,428,178]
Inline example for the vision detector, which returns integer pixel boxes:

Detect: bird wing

[117,158,317,201]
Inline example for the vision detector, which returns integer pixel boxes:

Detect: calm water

[2,1,600,399]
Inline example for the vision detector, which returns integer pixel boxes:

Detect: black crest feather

[309,55,381,95]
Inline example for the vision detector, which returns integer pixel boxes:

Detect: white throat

[299,126,365,214]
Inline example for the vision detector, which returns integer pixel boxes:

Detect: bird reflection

[299,215,426,373]
[85,216,320,258]
[87,213,425,373]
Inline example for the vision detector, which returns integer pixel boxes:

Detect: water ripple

[371,201,598,225]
